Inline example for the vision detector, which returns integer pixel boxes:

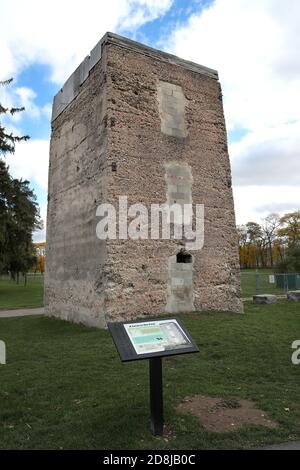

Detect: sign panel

[124,319,192,355]
[108,317,199,362]
[269,275,275,284]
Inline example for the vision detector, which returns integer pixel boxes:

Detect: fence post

[255,271,260,293]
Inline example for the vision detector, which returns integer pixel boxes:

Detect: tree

[276,245,300,273]
[33,243,45,273]
[237,212,300,271]
[0,159,42,279]
[261,213,281,268]
[0,78,29,153]
[246,221,265,267]
[0,160,12,272]
[277,211,300,247]
[35,254,45,274]
[237,225,248,268]
[0,79,41,281]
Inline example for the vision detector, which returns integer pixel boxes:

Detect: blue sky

[1,0,299,241]
[16,64,56,139]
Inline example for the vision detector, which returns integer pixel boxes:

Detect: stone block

[253,294,277,304]
[157,80,188,138]
[171,278,184,287]
[170,192,186,200]
[90,39,103,70]
[287,290,300,301]
[165,164,191,177]
[171,271,193,280]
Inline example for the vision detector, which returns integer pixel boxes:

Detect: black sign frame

[108,317,199,436]
[108,317,199,362]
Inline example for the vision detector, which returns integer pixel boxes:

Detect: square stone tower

[45,32,243,328]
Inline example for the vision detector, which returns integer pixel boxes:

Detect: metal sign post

[108,317,199,437]
[149,357,163,435]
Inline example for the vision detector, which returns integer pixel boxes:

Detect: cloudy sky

[1,0,299,241]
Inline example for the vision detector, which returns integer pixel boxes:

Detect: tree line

[237,211,300,272]
[0,79,41,282]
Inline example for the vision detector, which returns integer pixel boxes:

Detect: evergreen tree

[0,79,42,280]
[276,245,300,273]
[0,78,30,153]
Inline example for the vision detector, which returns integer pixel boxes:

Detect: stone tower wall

[45,33,243,328]
[45,50,108,327]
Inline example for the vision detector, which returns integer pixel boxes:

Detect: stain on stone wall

[45,50,108,328]
[164,161,193,224]
[157,81,188,138]
[164,162,194,312]
[167,251,195,313]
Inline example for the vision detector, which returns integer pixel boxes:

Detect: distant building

[34,242,46,257]
[34,242,46,273]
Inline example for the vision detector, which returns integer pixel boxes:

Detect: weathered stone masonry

[45,32,243,328]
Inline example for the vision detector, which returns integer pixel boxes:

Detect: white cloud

[33,228,46,243]
[0,0,172,244]
[0,0,173,84]
[5,139,49,191]
[233,185,300,225]
[14,87,51,120]
[0,83,51,127]
[230,120,300,186]
[2,0,299,229]
[165,0,300,222]
[33,202,47,242]
[166,0,300,132]
[121,0,173,29]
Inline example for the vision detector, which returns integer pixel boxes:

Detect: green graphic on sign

[124,319,191,355]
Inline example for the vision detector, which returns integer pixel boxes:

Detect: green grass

[0,277,44,309]
[241,268,274,273]
[0,270,291,308]
[0,300,299,449]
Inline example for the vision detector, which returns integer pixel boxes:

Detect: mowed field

[0,276,44,309]
[0,300,299,449]
[0,269,292,310]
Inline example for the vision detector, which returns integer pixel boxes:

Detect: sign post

[108,318,199,436]
[149,357,163,435]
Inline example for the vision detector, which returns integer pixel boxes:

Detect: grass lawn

[0,277,44,309]
[0,270,290,309]
[241,269,274,273]
[0,300,299,449]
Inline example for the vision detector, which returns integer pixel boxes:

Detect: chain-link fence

[0,273,44,285]
[2,271,299,298]
[241,271,300,298]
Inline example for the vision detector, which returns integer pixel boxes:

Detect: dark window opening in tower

[176,251,192,264]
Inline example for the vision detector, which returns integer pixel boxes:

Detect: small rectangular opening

[176,252,192,263]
